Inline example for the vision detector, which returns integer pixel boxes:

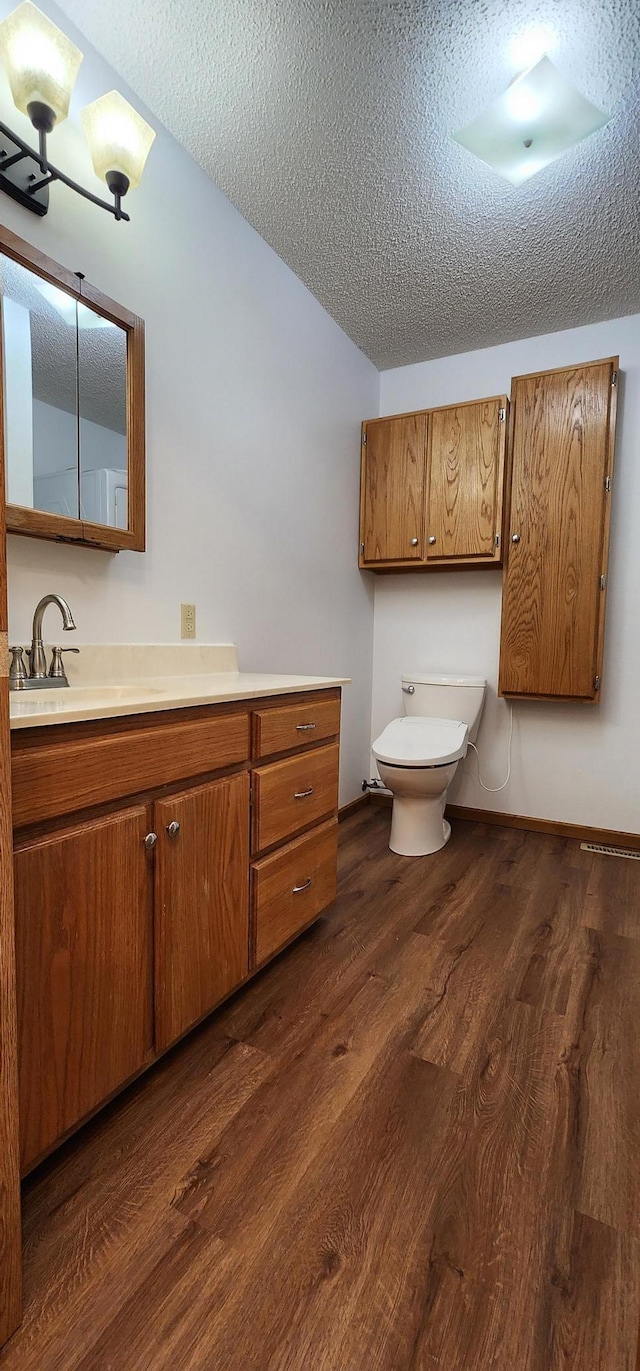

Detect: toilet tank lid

[402,672,487,688]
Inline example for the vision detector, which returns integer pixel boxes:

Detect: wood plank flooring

[2,808,640,1369]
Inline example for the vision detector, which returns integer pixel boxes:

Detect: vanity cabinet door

[154,773,249,1053]
[425,397,507,562]
[360,413,427,564]
[14,806,154,1172]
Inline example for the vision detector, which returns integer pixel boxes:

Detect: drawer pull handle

[296,723,316,731]
[166,821,181,838]
[294,787,314,799]
[292,878,312,894]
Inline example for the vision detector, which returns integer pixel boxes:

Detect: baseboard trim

[368,791,640,850]
[445,804,640,851]
[338,794,370,822]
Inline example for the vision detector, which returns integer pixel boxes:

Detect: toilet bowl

[372,674,486,857]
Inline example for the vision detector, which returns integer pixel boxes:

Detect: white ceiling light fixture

[453,56,610,187]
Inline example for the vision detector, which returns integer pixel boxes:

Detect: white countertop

[9,646,348,729]
[10,673,347,730]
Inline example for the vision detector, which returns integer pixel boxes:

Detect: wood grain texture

[3,809,640,1368]
[154,773,250,1053]
[360,412,427,562]
[11,709,250,828]
[0,324,21,1343]
[426,395,507,561]
[0,222,145,553]
[251,817,338,966]
[252,741,339,852]
[14,806,154,1173]
[499,357,618,700]
[251,693,340,759]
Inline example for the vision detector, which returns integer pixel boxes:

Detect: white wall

[375,313,640,833]
[0,0,378,804]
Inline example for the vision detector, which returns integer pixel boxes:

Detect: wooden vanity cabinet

[359,396,507,571]
[11,687,341,1171]
[154,773,249,1053]
[14,805,154,1172]
[499,358,618,702]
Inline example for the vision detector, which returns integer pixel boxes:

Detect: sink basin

[10,683,166,715]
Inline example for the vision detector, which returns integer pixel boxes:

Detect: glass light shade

[81,91,155,191]
[452,56,610,186]
[0,1,83,124]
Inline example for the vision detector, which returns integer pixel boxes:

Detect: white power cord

[466,704,514,793]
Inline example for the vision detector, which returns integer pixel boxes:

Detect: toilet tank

[401,673,487,742]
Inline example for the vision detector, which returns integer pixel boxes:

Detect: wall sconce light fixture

[0,1,155,221]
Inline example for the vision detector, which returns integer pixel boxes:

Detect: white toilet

[372,673,487,857]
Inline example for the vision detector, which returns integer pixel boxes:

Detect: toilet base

[389,794,452,857]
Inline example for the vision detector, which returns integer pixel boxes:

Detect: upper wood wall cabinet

[0,224,145,553]
[359,395,507,570]
[499,357,619,702]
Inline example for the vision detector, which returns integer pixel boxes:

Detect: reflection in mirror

[1,254,79,517]
[78,303,128,529]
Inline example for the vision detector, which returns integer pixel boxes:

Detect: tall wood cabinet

[499,357,618,702]
[359,396,507,570]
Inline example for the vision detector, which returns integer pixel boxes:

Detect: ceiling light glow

[452,56,610,186]
[509,26,557,69]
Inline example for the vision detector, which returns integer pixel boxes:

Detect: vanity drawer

[251,818,338,966]
[252,742,339,851]
[252,693,340,759]
[12,710,250,828]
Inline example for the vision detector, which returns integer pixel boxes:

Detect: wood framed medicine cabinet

[0,224,145,553]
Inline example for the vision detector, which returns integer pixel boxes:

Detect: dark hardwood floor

[2,806,640,1369]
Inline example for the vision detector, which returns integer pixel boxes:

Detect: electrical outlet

[181,603,196,639]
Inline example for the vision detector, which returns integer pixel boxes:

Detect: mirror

[78,301,128,530]
[0,226,145,552]
[1,255,79,517]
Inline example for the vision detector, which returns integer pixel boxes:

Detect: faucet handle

[9,646,28,688]
[48,646,80,680]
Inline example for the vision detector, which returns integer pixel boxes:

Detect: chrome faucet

[9,594,78,691]
[29,594,77,679]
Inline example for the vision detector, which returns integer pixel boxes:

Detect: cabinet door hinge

[605,475,611,492]
[600,573,607,590]
[362,431,367,445]
[498,407,506,422]
[594,675,601,692]
[611,370,618,387]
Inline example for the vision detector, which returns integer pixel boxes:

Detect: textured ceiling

[57,0,640,369]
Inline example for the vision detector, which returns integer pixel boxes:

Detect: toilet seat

[372,716,468,768]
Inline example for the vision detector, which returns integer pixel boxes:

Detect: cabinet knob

[410,537,419,546]
[428,536,436,545]
[143,832,158,849]
[511,533,521,544]
[166,821,181,838]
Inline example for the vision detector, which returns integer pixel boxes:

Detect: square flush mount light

[453,55,610,185]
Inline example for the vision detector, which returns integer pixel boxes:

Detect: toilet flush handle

[402,684,415,694]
